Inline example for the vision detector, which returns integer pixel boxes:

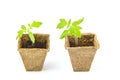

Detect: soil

[22,40,47,48]
[68,34,94,47]
[21,34,47,48]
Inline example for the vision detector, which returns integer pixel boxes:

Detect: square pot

[65,33,99,71]
[18,33,50,71]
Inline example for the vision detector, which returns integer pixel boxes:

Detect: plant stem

[74,36,78,46]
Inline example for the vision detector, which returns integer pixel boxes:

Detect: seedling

[56,17,84,46]
[16,20,42,44]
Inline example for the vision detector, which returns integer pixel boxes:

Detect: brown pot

[18,33,50,71]
[65,33,99,71]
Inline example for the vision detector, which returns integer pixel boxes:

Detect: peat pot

[18,34,50,71]
[65,33,99,71]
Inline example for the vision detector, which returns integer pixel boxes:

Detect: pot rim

[18,33,50,51]
[65,32,100,49]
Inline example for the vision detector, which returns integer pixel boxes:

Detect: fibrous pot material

[18,34,50,71]
[65,33,99,71]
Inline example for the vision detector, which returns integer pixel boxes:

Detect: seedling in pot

[16,20,42,44]
[17,21,50,71]
[56,17,84,46]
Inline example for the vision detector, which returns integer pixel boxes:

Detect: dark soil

[68,34,94,47]
[21,34,47,48]
[22,40,47,48]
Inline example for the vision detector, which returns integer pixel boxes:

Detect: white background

[0,0,120,80]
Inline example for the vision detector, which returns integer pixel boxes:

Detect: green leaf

[57,23,66,29]
[60,30,68,39]
[17,30,23,33]
[69,25,82,38]
[74,30,82,38]
[57,18,67,29]
[21,25,26,32]
[16,31,23,40]
[69,26,74,36]
[74,26,82,30]
[72,17,84,26]
[60,19,67,24]
[31,21,42,28]
[67,19,71,28]
[28,32,35,43]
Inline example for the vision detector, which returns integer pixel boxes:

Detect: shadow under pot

[65,33,99,71]
[18,33,50,71]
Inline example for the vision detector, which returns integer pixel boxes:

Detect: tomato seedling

[56,17,84,45]
[16,21,42,43]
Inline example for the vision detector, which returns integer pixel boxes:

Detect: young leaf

[60,30,68,39]
[17,30,23,33]
[69,25,82,38]
[74,30,82,38]
[60,19,67,24]
[69,26,75,36]
[73,25,82,30]
[72,17,84,26]
[57,18,67,29]
[28,32,35,43]
[31,21,42,28]
[67,19,71,28]
[21,25,26,32]
[16,31,23,40]
[57,18,84,39]
[57,23,64,29]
